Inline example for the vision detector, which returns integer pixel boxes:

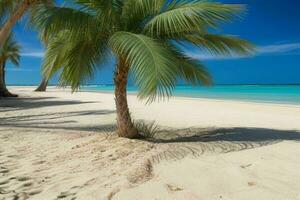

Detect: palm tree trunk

[0,61,17,97]
[0,1,29,48]
[35,78,48,92]
[114,58,139,138]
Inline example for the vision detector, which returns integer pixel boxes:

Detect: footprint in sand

[55,185,81,199]
[0,175,43,199]
[0,167,9,174]
[32,160,46,165]
[16,177,31,182]
[12,190,43,199]
[56,191,77,199]
[247,181,257,186]
[13,192,30,200]
[55,178,97,200]
[240,164,252,169]
[21,182,34,188]
[0,186,10,195]
[166,184,184,192]
[7,155,22,159]
[0,179,10,186]
[27,189,42,196]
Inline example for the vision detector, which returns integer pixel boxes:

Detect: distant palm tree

[0,34,20,97]
[34,29,49,92]
[33,0,254,138]
[0,0,54,93]
[0,0,53,48]
[35,78,48,92]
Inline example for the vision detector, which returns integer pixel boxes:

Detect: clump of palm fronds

[133,120,159,139]
[29,0,254,138]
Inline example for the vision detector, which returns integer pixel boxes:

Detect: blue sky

[5,0,300,85]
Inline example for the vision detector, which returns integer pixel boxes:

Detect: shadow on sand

[0,96,98,112]
[146,127,300,163]
[0,96,116,132]
[1,96,300,162]
[0,109,116,132]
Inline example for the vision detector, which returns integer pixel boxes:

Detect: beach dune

[0,87,300,200]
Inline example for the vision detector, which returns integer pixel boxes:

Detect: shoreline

[3,86,300,131]
[8,86,300,107]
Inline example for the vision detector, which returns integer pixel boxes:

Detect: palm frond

[43,31,108,90]
[109,31,178,102]
[180,34,255,55]
[177,58,212,86]
[30,5,98,40]
[122,0,165,32]
[42,32,69,79]
[76,0,124,31]
[167,44,212,85]
[0,0,20,24]
[77,0,124,13]
[144,1,244,38]
[0,34,21,66]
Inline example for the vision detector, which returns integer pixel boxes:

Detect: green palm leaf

[0,0,22,26]
[180,34,255,55]
[109,31,178,102]
[31,5,98,40]
[173,50,212,85]
[144,1,244,38]
[42,32,69,79]
[0,34,21,66]
[43,31,107,90]
[121,0,165,31]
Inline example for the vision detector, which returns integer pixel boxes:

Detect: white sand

[0,87,300,200]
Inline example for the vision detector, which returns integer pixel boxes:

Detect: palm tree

[0,1,54,93]
[0,0,52,48]
[33,0,254,138]
[0,34,20,97]
[35,78,48,91]
[34,29,49,92]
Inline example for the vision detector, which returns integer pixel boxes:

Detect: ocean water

[81,85,300,105]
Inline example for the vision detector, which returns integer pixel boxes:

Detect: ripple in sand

[16,177,31,182]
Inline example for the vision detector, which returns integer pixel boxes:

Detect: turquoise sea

[81,85,300,105]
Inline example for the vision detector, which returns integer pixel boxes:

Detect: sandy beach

[1,86,300,200]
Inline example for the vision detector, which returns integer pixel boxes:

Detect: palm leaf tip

[183,34,255,56]
[211,34,254,53]
[170,47,213,86]
[180,60,213,86]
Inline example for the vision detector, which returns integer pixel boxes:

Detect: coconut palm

[0,0,54,93]
[35,78,48,91]
[0,34,20,97]
[33,0,254,138]
[0,0,53,48]
[34,29,49,92]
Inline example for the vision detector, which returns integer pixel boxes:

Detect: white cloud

[258,43,300,54]
[187,52,250,61]
[21,52,45,58]
[185,42,300,61]
[19,42,300,60]
[5,68,38,72]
